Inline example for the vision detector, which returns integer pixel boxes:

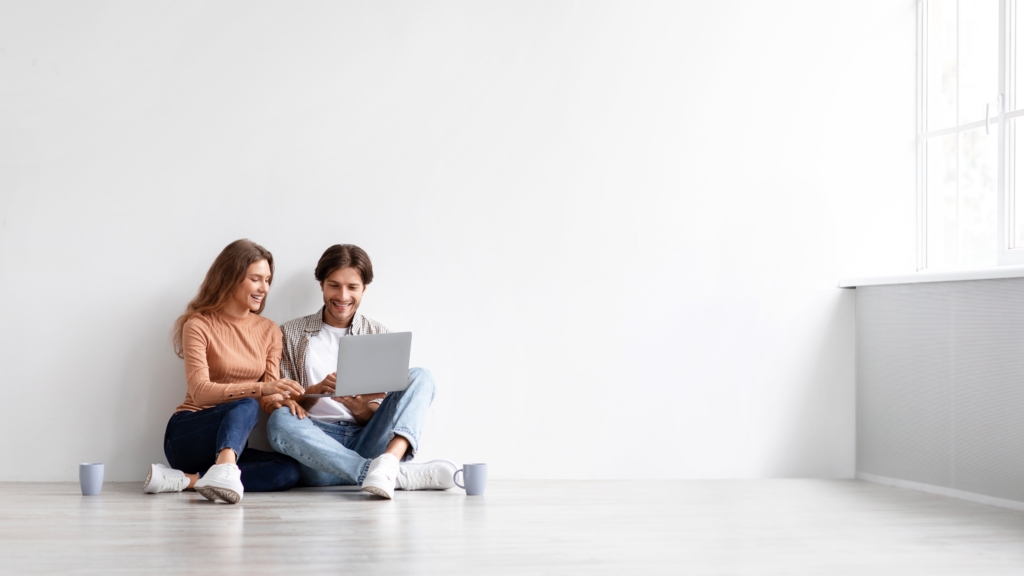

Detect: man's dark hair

[315,244,374,285]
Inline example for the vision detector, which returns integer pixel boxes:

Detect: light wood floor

[2,480,1023,575]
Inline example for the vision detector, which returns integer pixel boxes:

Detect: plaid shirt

[279,307,391,389]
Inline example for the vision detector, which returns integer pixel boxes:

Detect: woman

[142,239,306,503]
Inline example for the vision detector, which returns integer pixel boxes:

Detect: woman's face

[232,259,272,312]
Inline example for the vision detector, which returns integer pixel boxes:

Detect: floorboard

[1,480,1023,575]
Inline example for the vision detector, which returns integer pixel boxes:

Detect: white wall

[0,1,916,481]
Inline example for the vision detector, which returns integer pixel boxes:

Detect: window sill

[839,265,1024,288]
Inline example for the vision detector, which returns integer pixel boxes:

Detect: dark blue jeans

[164,398,300,492]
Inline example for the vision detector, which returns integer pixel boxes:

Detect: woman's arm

[263,326,283,384]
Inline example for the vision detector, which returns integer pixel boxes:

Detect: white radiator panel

[857,279,1024,504]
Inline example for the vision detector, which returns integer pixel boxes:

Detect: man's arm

[279,325,300,382]
[263,324,312,415]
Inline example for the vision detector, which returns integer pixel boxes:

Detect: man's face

[321,266,365,328]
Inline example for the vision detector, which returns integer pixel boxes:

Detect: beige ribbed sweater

[175,311,282,413]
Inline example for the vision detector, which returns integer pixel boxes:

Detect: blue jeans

[267,367,436,486]
[164,398,301,492]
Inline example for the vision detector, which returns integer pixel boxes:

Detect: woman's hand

[262,378,304,399]
[260,393,308,419]
[305,373,336,396]
[259,394,283,415]
[281,398,307,419]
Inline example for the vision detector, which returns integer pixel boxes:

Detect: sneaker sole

[142,465,155,493]
[142,464,161,494]
[361,484,394,499]
[195,485,242,504]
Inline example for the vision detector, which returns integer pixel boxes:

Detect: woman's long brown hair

[172,239,275,358]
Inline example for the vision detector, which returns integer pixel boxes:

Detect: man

[265,244,455,499]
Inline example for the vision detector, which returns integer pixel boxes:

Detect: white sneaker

[142,463,190,494]
[397,460,457,491]
[194,463,244,504]
[361,454,400,499]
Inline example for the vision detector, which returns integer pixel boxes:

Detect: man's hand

[305,373,336,396]
[334,393,386,425]
[260,393,308,419]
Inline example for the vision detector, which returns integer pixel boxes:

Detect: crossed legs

[267,367,436,486]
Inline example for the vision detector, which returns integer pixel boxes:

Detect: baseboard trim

[857,472,1024,513]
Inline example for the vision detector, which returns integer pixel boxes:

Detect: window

[918,0,1024,269]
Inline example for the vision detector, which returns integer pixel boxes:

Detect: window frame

[917,0,1024,269]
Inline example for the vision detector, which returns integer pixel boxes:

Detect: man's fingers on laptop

[307,382,333,395]
[335,396,357,409]
[308,373,336,395]
[335,396,368,423]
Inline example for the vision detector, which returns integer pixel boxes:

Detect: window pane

[1014,120,1024,246]
[927,134,959,268]
[958,127,999,267]
[927,0,958,131]
[1017,0,1024,110]
[959,0,999,124]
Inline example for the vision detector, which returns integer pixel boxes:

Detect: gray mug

[79,463,104,496]
[453,463,487,496]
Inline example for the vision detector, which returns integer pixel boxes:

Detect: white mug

[453,463,488,496]
[79,463,104,496]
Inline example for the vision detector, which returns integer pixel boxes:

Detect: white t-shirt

[305,324,355,423]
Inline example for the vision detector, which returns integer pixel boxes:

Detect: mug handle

[453,468,464,489]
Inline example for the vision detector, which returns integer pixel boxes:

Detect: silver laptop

[302,332,412,398]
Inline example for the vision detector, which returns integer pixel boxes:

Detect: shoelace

[401,467,439,490]
[155,469,189,492]
[170,474,190,492]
